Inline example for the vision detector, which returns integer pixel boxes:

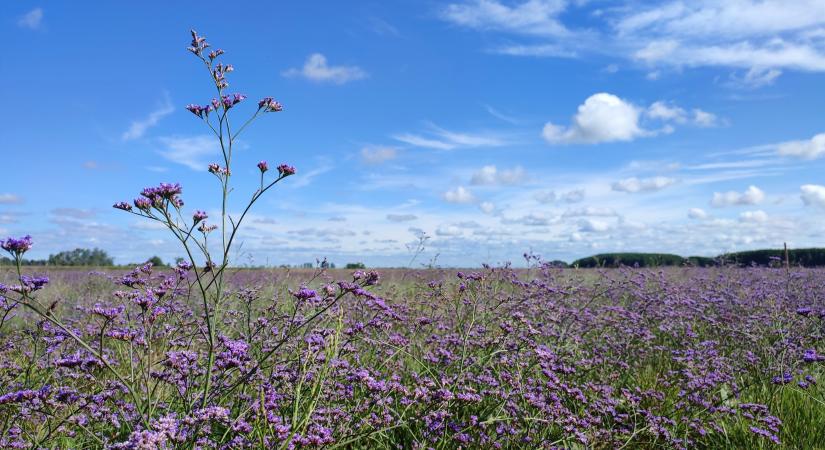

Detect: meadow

[1,264,824,448]
[2,30,824,449]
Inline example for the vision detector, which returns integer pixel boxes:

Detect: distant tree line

[570,248,825,268]
[0,248,167,267]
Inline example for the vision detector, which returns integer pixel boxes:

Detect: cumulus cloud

[543,93,646,144]
[739,210,768,223]
[479,201,496,214]
[800,184,825,208]
[360,146,398,164]
[443,186,476,204]
[612,176,676,193]
[470,165,527,185]
[533,190,556,203]
[18,8,43,29]
[711,185,765,207]
[646,101,718,127]
[561,189,585,203]
[283,53,367,84]
[777,133,825,159]
[386,214,417,222]
[688,208,708,219]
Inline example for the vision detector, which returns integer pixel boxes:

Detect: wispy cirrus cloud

[157,135,220,171]
[18,8,43,30]
[123,94,174,141]
[394,123,509,150]
[439,0,825,86]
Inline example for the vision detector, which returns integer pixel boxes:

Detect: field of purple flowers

[1,30,824,449]
[0,264,824,448]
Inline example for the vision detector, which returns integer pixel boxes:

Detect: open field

[1,264,824,448]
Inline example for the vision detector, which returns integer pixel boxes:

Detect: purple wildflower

[277,164,296,177]
[1,235,33,256]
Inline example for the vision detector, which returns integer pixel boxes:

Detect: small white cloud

[443,186,476,204]
[123,94,174,141]
[801,184,825,208]
[561,189,585,203]
[479,201,496,214]
[692,109,719,127]
[157,135,220,170]
[711,185,765,207]
[543,93,646,144]
[360,146,398,164]
[386,214,417,222]
[534,190,556,203]
[739,210,768,223]
[18,8,43,30]
[647,101,687,123]
[283,53,367,84]
[0,193,23,204]
[612,176,676,193]
[470,165,526,185]
[578,218,610,232]
[777,133,825,160]
[688,208,708,219]
[435,225,464,236]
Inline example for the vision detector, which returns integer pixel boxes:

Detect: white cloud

[563,206,618,217]
[470,165,527,185]
[394,124,507,150]
[646,101,718,127]
[283,53,367,84]
[711,185,765,207]
[0,194,22,204]
[612,176,676,193]
[692,109,719,127]
[123,94,174,141]
[479,201,496,214]
[728,67,783,88]
[441,0,569,37]
[290,165,333,188]
[800,184,825,208]
[443,186,476,204]
[739,210,768,223]
[534,190,556,203]
[157,135,220,170]
[578,218,610,232]
[561,189,585,203]
[360,146,398,164]
[647,101,687,122]
[688,208,708,219]
[777,133,825,159]
[18,8,43,30]
[436,225,464,236]
[440,1,825,85]
[386,214,417,222]
[543,93,646,144]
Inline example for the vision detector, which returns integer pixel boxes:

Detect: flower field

[0,264,824,448]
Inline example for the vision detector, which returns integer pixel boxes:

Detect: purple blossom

[277,164,296,176]
[257,160,268,173]
[1,235,33,256]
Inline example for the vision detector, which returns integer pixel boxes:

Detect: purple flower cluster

[1,235,33,256]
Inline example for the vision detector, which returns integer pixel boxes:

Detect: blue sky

[3,0,825,267]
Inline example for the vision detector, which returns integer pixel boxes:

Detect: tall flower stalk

[113,30,294,406]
